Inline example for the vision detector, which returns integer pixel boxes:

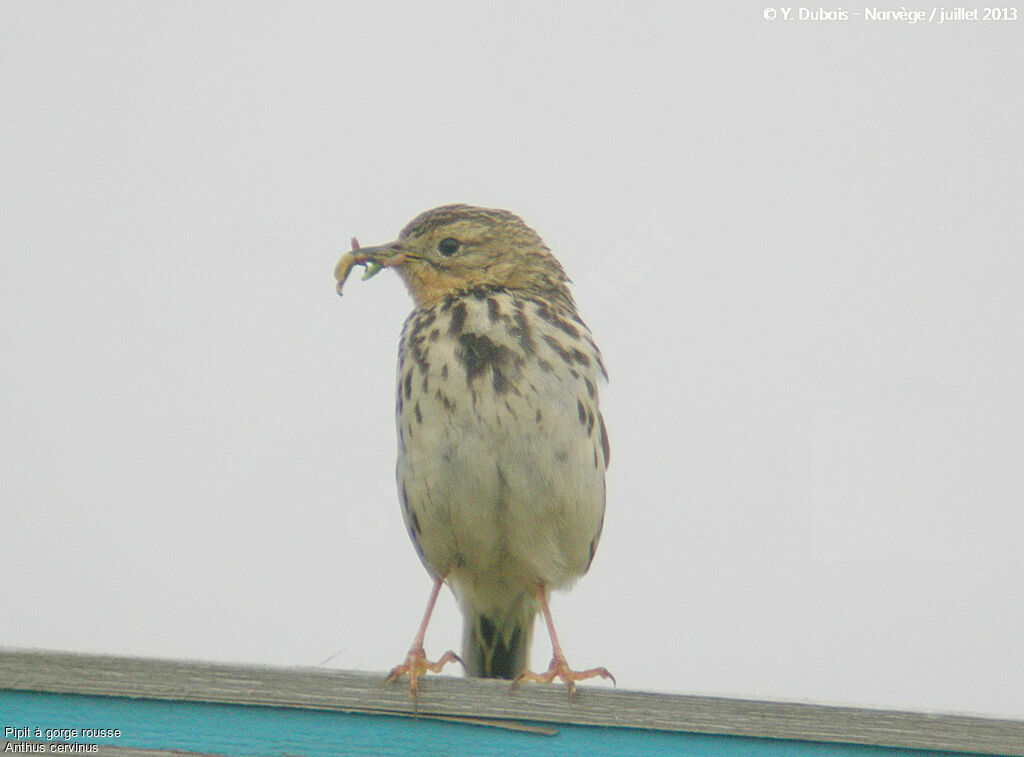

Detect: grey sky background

[2,2,1022,718]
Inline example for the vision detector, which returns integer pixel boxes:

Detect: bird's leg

[385,575,464,699]
[515,584,615,696]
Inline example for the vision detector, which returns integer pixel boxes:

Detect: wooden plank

[1,648,1021,755]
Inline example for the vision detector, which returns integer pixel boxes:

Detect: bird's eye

[438,237,461,257]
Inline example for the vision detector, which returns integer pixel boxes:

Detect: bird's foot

[385,646,463,698]
[514,653,615,696]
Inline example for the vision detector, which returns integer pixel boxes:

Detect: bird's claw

[514,654,615,696]
[385,646,464,698]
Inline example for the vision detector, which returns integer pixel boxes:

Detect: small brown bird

[336,205,612,694]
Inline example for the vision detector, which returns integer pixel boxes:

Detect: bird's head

[336,205,574,310]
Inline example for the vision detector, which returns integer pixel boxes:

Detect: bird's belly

[393,292,608,614]
[397,372,604,592]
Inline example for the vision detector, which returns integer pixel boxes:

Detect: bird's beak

[350,241,407,268]
[335,240,406,296]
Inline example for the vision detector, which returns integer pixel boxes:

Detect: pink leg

[385,576,463,698]
[516,585,615,695]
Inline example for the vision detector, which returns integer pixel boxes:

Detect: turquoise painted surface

[0,690,984,756]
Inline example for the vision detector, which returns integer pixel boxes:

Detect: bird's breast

[393,290,608,590]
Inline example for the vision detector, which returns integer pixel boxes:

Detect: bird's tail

[461,595,536,679]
